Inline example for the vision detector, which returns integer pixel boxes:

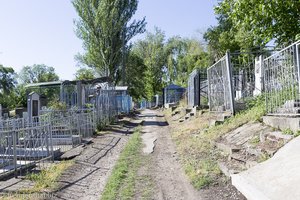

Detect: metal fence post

[296,43,300,95]
[49,124,54,162]
[226,51,235,115]
[207,68,212,111]
[12,120,17,178]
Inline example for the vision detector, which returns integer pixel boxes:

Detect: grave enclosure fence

[207,40,300,116]
[0,90,132,179]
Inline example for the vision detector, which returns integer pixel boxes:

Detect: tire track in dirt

[138,109,204,200]
[50,133,130,200]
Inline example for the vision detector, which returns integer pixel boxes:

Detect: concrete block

[215,142,241,155]
[218,162,231,177]
[265,131,294,142]
[231,174,270,200]
[263,116,300,132]
[232,136,300,200]
[245,160,258,169]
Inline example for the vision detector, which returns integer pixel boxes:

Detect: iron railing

[264,41,300,115]
[208,51,263,114]
[207,53,234,114]
[0,92,131,179]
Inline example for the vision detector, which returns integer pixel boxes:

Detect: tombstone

[27,92,40,123]
[0,106,9,119]
[154,95,159,107]
[235,70,244,100]
[15,108,26,118]
[254,55,263,96]
[3,113,8,120]
[77,81,83,108]
[23,112,28,119]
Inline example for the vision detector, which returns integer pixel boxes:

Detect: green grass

[249,135,261,145]
[168,96,266,189]
[23,160,74,193]
[282,128,300,137]
[101,127,143,200]
[0,160,75,200]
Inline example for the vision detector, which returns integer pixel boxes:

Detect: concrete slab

[141,132,157,154]
[263,116,300,132]
[232,136,300,200]
[60,145,85,160]
[223,122,271,146]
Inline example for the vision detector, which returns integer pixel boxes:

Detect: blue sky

[0,0,218,81]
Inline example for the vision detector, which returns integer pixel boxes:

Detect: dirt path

[50,118,142,200]
[138,109,204,200]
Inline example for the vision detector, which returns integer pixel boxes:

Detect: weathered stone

[61,145,85,160]
[263,116,300,133]
[215,142,241,155]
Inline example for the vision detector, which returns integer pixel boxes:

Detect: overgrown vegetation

[101,127,143,200]
[168,96,266,189]
[23,160,74,193]
[282,128,300,137]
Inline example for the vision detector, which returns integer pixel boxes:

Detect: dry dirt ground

[0,110,245,200]
[50,134,129,200]
[136,109,245,200]
[49,117,143,200]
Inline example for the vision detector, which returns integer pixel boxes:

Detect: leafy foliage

[203,9,241,60]
[132,28,166,99]
[209,0,300,51]
[124,51,147,100]
[0,65,15,94]
[73,0,146,80]
[75,68,96,80]
[130,29,209,100]
[0,65,16,108]
[165,37,209,86]
[18,64,59,84]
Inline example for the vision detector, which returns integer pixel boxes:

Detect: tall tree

[73,0,146,80]
[75,68,96,80]
[165,36,188,83]
[215,0,300,47]
[0,65,15,94]
[18,64,60,105]
[0,65,16,108]
[124,51,147,100]
[133,28,166,99]
[165,37,209,86]
[204,10,241,61]
[18,64,59,84]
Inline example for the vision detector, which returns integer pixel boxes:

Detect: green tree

[0,65,16,108]
[73,0,146,80]
[204,11,241,61]
[0,65,15,94]
[164,36,188,83]
[18,64,59,84]
[124,51,147,100]
[133,28,166,99]
[165,37,209,86]
[216,0,300,47]
[18,64,60,105]
[75,68,96,80]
